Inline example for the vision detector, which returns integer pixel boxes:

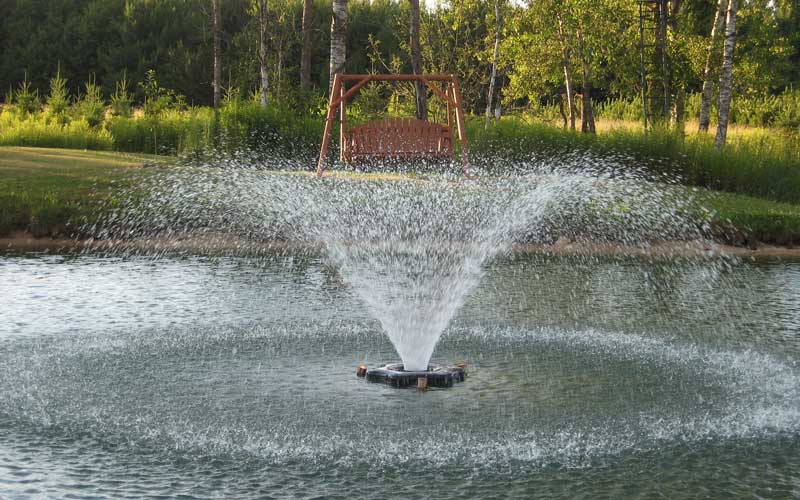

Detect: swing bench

[316,74,469,176]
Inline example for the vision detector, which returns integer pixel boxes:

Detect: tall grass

[525,89,800,130]
[0,112,112,150]
[471,117,800,204]
[107,108,214,155]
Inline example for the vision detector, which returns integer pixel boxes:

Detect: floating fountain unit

[357,362,466,389]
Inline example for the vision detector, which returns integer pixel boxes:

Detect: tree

[409,0,427,120]
[485,0,502,128]
[556,12,577,130]
[212,0,222,109]
[300,0,313,87]
[715,0,738,148]
[329,0,348,96]
[575,25,595,133]
[258,0,268,107]
[698,0,727,132]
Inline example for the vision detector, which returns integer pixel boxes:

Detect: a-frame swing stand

[316,74,469,176]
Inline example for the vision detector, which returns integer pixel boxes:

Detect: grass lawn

[0,147,168,237]
[1,146,799,245]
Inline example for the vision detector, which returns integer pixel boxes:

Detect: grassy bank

[0,147,167,237]
[2,146,800,246]
[3,100,798,206]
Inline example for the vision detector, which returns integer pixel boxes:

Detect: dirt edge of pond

[3,231,799,259]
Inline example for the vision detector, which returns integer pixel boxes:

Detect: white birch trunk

[212,0,222,109]
[485,0,501,129]
[259,0,268,108]
[329,0,348,97]
[556,14,575,131]
[715,0,738,148]
[698,0,727,132]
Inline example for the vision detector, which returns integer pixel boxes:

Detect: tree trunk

[669,0,684,134]
[329,0,348,97]
[301,0,313,87]
[556,14,576,131]
[212,0,222,109]
[672,87,685,134]
[409,0,427,120]
[715,0,738,149]
[484,0,501,129]
[698,0,727,132]
[558,94,568,129]
[259,0,268,108]
[577,28,595,134]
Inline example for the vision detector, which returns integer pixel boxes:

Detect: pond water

[1,251,799,498]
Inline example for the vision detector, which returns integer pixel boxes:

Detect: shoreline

[2,232,799,259]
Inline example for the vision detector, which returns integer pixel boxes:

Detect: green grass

[2,146,799,245]
[697,191,800,246]
[0,147,165,237]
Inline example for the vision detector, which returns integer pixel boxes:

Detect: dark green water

[1,252,799,499]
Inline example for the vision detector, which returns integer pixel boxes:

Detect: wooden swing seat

[344,118,452,162]
[316,74,469,176]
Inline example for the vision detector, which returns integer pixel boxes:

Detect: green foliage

[72,76,105,127]
[595,96,644,122]
[0,110,112,149]
[685,89,800,129]
[110,74,133,118]
[45,67,70,124]
[14,75,40,115]
[139,69,186,117]
[469,116,800,205]
[217,99,322,159]
[107,108,213,155]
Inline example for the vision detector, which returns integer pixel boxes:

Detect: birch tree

[715,0,738,148]
[212,0,222,109]
[556,12,576,130]
[698,0,727,132]
[329,0,348,96]
[258,0,268,107]
[575,26,595,134]
[409,0,427,120]
[485,0,502,128]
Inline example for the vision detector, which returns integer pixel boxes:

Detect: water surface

[1,252,799,498]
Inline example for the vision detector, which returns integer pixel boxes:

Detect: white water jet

[98,162,710,371]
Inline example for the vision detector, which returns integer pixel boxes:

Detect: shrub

[13,75,40,115]
[110,75,133,118]
[0,111,112,150]
[45,67,70,125]
[73,77,106,128]
[107,108,213,155]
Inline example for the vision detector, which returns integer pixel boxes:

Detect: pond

[1,251,799,498]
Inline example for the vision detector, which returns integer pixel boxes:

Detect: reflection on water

[1,252,799,498]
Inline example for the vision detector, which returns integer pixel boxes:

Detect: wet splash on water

[87,156,723,371]
[1,322,798,468]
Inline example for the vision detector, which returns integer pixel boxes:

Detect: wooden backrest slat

[346,117,454,158]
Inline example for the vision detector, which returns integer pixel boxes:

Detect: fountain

[2,156,799,497]
[92,158,712,380]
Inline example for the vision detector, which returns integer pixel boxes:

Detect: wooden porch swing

[316,74,469,177]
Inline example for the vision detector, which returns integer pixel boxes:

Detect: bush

[107,108,214,155]
[217,99,323,160]
[0,111,112,150]
[72,78,105,128]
